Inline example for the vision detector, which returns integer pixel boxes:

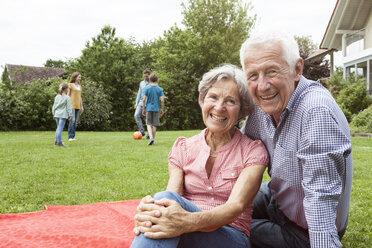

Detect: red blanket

[0,199,141,248]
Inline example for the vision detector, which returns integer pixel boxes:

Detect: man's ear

[294,58,304,81]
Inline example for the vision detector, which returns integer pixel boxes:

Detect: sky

[0,0,339,75]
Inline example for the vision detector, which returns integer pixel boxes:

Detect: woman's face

[200,79,241,135]
[76,75,82,83]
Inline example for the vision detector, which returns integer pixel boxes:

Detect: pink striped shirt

[168,128,269,236]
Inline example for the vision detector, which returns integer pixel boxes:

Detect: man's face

[143,73,150,81]
[242,43,302,124]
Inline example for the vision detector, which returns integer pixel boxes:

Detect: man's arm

[142,95,147,116]
[299,107,351,248]
[135,83,142,107]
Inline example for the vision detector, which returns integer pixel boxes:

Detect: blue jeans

[68,109,80,139]
[250,182,310,248]
[134,105,145,133]
[130,191,250,248]
[55,118,67,144]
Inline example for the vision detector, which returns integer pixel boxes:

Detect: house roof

[320,0,372,50]
[305,49,334,62]
[5,64,65,84]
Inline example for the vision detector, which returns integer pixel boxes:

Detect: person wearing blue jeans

[52,83,72,147]
[130,191,250,248]
[68,72,84,141]
[68,109,79,140]
[134,69,150,137]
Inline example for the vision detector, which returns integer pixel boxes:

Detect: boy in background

[142,74,165,145]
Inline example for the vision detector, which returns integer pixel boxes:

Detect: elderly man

[239,31,352,248]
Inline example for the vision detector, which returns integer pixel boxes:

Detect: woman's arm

[137,164,266,239]
[133,164,183,235]
[166,164,183,194]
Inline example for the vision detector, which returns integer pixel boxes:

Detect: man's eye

[248,74,258,80]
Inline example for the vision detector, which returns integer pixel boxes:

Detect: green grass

[0,131,371,247]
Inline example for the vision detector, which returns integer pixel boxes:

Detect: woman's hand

[136,198,193,239]
[133,195,162,235]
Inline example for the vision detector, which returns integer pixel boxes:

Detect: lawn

[0,131,370,247]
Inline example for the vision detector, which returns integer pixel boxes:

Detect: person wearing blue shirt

[134,69,151,137]
[142,74,165,145]
[239,31,352,248]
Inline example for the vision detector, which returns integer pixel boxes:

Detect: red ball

[133,131,143,140]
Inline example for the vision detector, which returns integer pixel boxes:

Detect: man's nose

[257,75,271,91]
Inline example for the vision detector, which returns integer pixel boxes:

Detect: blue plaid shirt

[242,76,353,248]
[135,80,150,106]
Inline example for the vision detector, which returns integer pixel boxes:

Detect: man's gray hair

[198,64,254,117]
[240,30,300,73]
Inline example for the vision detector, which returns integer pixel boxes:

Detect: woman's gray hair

[198,64,254,117]
[240,30,300,73]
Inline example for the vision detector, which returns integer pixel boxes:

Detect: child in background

[142,74,165,145]
[52,83,72,147]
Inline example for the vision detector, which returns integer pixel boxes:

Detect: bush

[0,78,62,131]
[336,78,372,115]
[78,80,112,131]
[325,72,372,121]
[351,105,372,133]
[0,78,111,131]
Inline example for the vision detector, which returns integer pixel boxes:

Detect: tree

[152,0,256,130]
[1,66,12,89]
[295,35,330,81]
[66,25,143,130]
[44,59,66,68]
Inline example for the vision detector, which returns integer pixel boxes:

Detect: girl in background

[52,83,72,147]
[68,72,84,141]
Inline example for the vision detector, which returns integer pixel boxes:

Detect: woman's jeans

[68,109,80,139]
[55,118,67,144]
[130,191,250,248]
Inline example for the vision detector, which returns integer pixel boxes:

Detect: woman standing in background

[68,72,84,141]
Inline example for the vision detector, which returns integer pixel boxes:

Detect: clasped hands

[133,195,192,239]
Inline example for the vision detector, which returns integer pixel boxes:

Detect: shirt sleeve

[243,139,269,167]
[168,137,188,169]
[135,84,141,105]
[66,96,72,118]
[298,107,351,248]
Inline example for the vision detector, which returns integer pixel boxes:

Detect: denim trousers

[68,109,80,139]
[130,191,250,248]
[250,182,310,248]
[55,118,67,144]
[134,104,145,133]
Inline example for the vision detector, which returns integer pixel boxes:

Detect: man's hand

[142,110,146,116]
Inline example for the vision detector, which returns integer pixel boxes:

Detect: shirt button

[231,173,235,176]
[208,186,212,190]
[211,197,214,201]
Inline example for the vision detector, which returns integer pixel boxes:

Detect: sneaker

[141,132,146,137]
[54,141,57,146]
[57,142,67,147]
[148,139,154,145]
[146,135,150,139]
[68,138,77,141]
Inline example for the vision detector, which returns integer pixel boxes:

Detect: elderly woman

[131,64,269,248]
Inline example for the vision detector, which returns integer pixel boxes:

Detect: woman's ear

[199,93,204,108]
